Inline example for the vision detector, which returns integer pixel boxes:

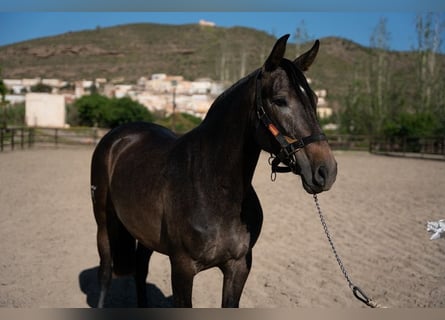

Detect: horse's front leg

[220,251,252,308]
[170,255,197,307]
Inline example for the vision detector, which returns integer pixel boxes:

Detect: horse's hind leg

[97,225,112,308]
[220,251,252,308]
[95,195,136,308]
[94,202,112,308]
[135,242,153,307]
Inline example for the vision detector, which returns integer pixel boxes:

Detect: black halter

[255,70,327,177]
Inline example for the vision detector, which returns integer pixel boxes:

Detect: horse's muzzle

[299,147,337,194]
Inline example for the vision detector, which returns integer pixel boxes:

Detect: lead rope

[313,194,386,308]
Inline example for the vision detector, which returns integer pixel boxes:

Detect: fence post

[20,127,24,149]
[402,136,406,156]
[55,128,58,148]
[28,128,34,148]
[93,127,98,145]
[10,128,15,151]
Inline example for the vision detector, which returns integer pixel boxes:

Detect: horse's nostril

[315,166,327,187]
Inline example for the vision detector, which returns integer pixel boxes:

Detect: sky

[1,0,444,52]
[1,12,444,52]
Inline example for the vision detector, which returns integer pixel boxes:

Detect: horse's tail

[106,201,136,276]
[91,134,136,278]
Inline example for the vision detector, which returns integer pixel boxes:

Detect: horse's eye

[272,98,287,107]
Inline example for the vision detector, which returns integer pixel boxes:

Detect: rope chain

[313,194,384,308]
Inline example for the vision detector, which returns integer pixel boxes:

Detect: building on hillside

[314,89,333,119]
[114,84,134,98]
[41,79,66,89]
[22,78,41,89]
[199,19,216,27]
[3,79,24,94]
[74,80,95,97]
[4,78,41,94]
[4,94,26,104]
[136,93,169,113]
[189,78,213,95]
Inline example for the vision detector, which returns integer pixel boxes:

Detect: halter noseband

[255,70,327,177]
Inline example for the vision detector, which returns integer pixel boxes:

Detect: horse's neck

[195,75,260,186]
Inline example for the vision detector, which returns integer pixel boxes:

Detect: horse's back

[94,121,175,158]
[92,122,175,177]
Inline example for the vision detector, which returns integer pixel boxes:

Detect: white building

[114,84,134,98]
[5,94,26,104]
[189,78,213,95]
[25,93,66,128]
[199,19,216,27]
[314,89,332,119]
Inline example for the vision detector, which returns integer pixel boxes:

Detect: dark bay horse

[90,34,337,308]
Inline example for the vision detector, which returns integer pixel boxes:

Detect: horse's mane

[211,71,257,106]
[202,59,315,125]
[201,70,257,123]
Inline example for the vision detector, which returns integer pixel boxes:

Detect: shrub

[383,112,440,138]
[72,94,153,128]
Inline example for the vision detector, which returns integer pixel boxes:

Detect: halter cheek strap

[255,71,327,176]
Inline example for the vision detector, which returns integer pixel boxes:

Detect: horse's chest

[183,218,250,265]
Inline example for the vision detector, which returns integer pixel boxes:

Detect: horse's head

[254,34,337,194]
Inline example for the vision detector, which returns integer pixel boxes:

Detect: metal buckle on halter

[256,106,266,120]
[280,139,304,160]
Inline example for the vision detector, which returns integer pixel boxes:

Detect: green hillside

[0,23,443,116]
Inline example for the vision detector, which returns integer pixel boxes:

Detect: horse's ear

[294,39,320,71]
[263,34,290,72]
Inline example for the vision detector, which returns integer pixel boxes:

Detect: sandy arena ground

[0,147,444,308]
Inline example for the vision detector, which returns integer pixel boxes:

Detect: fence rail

[325,134,371,151]
[369,136,445,160]
[1,127,444,161]
[0,126,108,152]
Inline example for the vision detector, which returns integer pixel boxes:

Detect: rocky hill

[0,23,441,109]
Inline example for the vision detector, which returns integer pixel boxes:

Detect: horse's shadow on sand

[79,266,173,308]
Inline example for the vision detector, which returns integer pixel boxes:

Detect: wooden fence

[369,136,445,160]
[324,134,371,151]
[0,127,108,152]
[1,127,444,161]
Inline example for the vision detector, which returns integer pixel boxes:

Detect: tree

[294,20,310,57]
[340,72,372,135]
[105,97,153,128]
[415,13,444,115]
[31,82,52,93]
[411,13,445,136]
[75,94,109,127]
[73,94,153,128]
[0,67,8,127]
[0,66,7,103]
[0,80,6,104]
[368,17,393,135]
